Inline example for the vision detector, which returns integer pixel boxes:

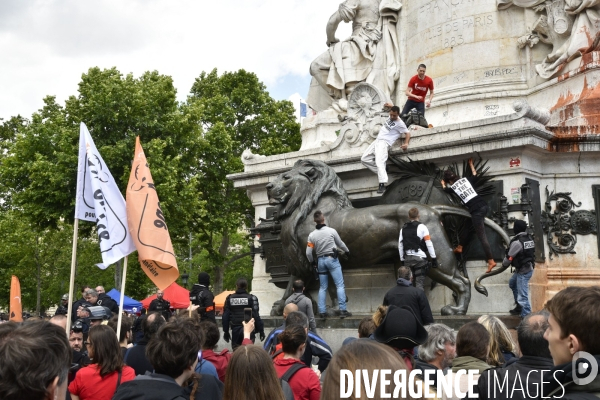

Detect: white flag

[75,122,135,268]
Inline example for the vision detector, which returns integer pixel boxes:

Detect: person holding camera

[398,207,438,291]
[222,278,265,349]
[306,210,352,319]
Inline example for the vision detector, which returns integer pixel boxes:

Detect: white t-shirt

[377,117,408,146]
[450,178,478,203]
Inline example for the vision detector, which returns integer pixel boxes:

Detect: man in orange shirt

[402,64,434,116]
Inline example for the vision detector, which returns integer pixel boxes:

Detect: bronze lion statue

[266,159,509,315]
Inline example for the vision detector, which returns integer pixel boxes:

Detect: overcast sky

[0,0,352,121]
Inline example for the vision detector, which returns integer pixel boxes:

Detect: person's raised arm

[469,158,477,176]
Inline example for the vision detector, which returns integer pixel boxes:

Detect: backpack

[279,363,309,400]
[401,109,428,128]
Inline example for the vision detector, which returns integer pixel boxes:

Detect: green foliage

[0,67,300,310]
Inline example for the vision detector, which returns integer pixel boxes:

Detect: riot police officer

[222,278,265,349]
[55,293,69,315]
[149,289,171,321]
[503,220,534,318]
[398,207,439,291]
[189,272,216,324]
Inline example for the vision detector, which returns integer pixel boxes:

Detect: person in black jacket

[222,278,265,349]
[383,266,434,326]
[189,272,216,324]
[55,293,69,316]
[441,158,497,273]
[125,312,165,376]
[114,317,223,400]
[149,289,172,321]
[71,285,91,322]
[504,219,534,318]
[84,288,119,316]
[477,311,554,400]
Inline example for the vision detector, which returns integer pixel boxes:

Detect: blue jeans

[317,256,347,313]
[509,270,533,317]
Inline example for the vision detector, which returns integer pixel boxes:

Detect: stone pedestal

[229,1,600,317]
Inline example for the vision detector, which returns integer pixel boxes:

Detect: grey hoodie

[285,292,317,332]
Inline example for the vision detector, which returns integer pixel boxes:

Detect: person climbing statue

[441,159,497,272]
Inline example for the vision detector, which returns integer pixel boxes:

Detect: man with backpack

[284,280,317,333]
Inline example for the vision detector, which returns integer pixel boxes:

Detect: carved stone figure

[307,0,401,113]
[265,159,509,315]
[499,0,600,78]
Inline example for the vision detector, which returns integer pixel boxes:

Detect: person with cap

[55,294,70,316]
[383,266,434,326]
[148,289,171,321]
[189,272,216,324]
[372,304,429,371]
[87,306,110,327]
[504,219,535,318]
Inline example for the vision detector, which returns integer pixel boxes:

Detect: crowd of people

[1,278,599,399]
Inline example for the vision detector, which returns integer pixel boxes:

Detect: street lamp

[181,272,189,288]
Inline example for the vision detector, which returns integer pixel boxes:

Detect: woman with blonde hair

[223,345,285,400]
[477,315,517,366]
[322,339,433,400]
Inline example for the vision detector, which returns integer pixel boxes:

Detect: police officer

[504,220,534,318]
[149,289,171,321]
[55,293,69,316]
[222,278,265,349]
[306,210,352,319]
[398,207,438,291]
[189,272,216,324]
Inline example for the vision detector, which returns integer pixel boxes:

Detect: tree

[0,67,300,311]
[185,69,301,292]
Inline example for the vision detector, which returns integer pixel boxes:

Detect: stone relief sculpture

[307,0,402,113]
[340,83,387,147]
[498,0,600,79]
[265,159,510,316]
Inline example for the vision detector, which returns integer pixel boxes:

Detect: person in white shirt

[361,103,410,194]
[398,207,438,290]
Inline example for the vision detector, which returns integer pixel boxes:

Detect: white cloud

[0,0,352,119]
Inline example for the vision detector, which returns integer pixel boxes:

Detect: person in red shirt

[273,324,321,400]
[402,64,434,116]
[69,325,135,400]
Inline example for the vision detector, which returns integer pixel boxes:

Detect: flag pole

[116,255,128,340]
[65,218,79,335]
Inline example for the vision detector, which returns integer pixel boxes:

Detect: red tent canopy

[141,282,190,310]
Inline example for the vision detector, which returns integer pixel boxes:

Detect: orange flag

[9,275,22,322]
[126,137,179,290]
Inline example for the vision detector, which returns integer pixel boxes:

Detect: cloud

[0,0,352,119]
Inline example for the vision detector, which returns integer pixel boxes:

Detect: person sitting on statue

[401,64,434,116]
[398,207,439,291]
[441,159,497,273]
[361,104,410,194]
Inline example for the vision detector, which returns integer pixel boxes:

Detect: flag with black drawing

[74,123,136,268]
[9,275,22,322]
[126,136,179,290]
